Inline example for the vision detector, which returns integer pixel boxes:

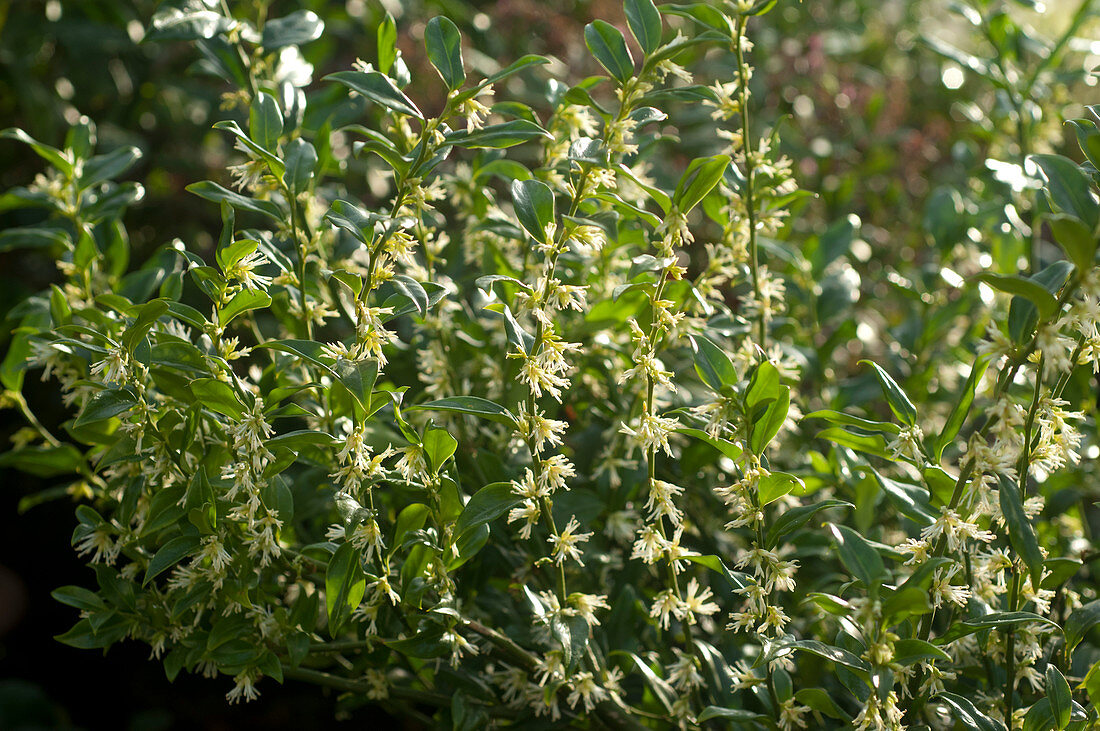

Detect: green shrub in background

[2,0,1100,728]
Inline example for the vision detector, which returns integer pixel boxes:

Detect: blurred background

[0,0,1096,727]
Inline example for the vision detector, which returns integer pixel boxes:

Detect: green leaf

[758,471,802,505]
[218,288,271,326]
[697,708,767,723]
[673,155,730,214]
[1048,213,1096,272]
[936,611,1061,645]
[413,397,518,427]
[1031,153,1099,229]
[444,120,552,149]
[659,4,735,37]
[827,522,885,588]
[385,625,447,658]
[325,543,366,636]
[0,443,86,478]
[424,16,464,90]
[874,472,936,525]
[457,55,551,103]
[936,692,1006,731]
[674,427,743,461]
[1081,660,1100,707]
[777,638,869,672]
[684,554,751,590]
[74,388,137,428]
[249,92,282,151]
[816,427,894,460]
[390,274,428,317]
[976,272,1059,318]
[584,20,634,84]
[688,334,737,393]
[860,360,917,427]
[333,358,379,410]
[766,500,851,547]
[123,298,170,352]
[283,138,318,195]
[325,71,424,120]
[745,361,780,413]
[262,10,324,50]
[750,386,789,455]
[625,0,662,55]
[377,12,397,74]
[935,353,991,460]
[1,128,73,175]
[52,585,106,612]
[0,227,70,253]
[187,181,283,221]
[1065,600,1100,655]
[1022,699,1054,731]
[622,652,675,712]
[454,482,518,537]
[393,503,430,551]
[1047,664,1072,730]
[256,339,332,371]
[423,426,458,473]
[189,378,246,419]
[882,585,932,625]
[143,535,201,586]
[803,409,900,434]
[892,638,950,666]
[81,146,143,189]
[794,688,850,720]
[266,430,337,451]
[144,6,230,42]
[999,476,1044,589]
[511,178,555,244]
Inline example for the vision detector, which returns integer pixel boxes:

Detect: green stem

[1004,569,1021,724]
[734,16,764,348]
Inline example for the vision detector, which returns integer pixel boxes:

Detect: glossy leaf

[143,535,201,586]
[859,360,917,427]
[673,154,730,214]
[424,16,464,90]
[1031,153,1099,229]
[936,692,1005,731]
[766,500,852,547]
[249,91,282,151]
[325,543,366,636]
[999,476,1044,589]
[688,334,737,394]
[444,120,552,149]
[325,71,423,119]
[511,178,555,244]
[584,20,634,84]
[625,0,662,55]
[454,482,520,537]
[261,10,323,50]
[283,138,318,195]
[827,522,885,588]
[1065,599,1100,655]
[413,397,518,427]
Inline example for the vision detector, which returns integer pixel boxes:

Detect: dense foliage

[2,0,1100,728]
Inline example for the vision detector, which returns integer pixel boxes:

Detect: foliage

[2,0,1100,728]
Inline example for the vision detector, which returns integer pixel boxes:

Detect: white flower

[548,516,592,565]
[887,424,925,463]
[566,671,607,712]
[226,668,261,704]
[620,410,679,457]
[678,578,720,624]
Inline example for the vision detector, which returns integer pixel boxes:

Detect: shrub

[3,0,1100,728]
